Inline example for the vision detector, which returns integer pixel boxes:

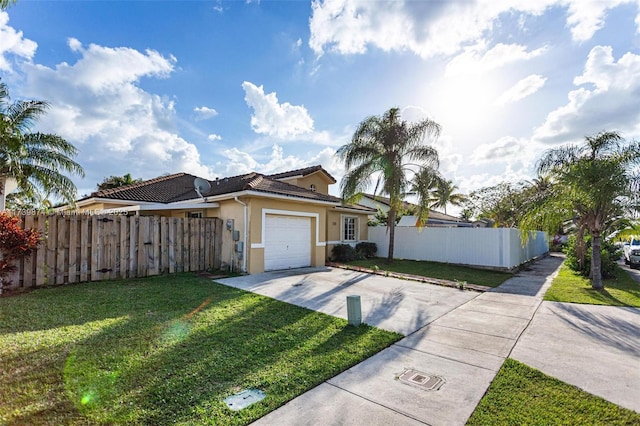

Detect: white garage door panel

[264,215,311,271]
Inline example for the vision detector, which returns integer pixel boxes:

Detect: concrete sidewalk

[249,255,566,425]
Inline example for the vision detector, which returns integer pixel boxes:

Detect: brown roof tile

[267,165,337,183]
[84,169,342,204]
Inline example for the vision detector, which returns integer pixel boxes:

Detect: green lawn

[544,264,640,307]
[0,274,401,425]
[468,358,640,425]
[345,258,512,287]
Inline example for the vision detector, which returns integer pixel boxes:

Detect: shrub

[564,234,621,279]
[0,212,41,292]
[331,244,359,262]
[355,242,377,259]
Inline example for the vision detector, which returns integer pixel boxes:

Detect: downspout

[233,196,248,273]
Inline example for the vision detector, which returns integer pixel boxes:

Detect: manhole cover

[398,369,445,391]
[223,389,266,411]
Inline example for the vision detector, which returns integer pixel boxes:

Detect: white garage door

[264,215,311,271]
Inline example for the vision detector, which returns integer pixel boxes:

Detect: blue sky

[2,0,640,205]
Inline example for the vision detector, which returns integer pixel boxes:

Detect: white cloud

[194,106,218,120]
[0,11,37,71]
[534,45,640,144]
[446,43,547,77]
[565,0,631,42]
[495,74,547,106]
[16,38,213,186]
[241,81,314,139]
[308,0,637,59]
[208,133,222,141]
[472,136,531,164]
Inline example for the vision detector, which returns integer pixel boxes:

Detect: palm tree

[337,107,441,262]
[0,81,84,206]
[1,0,17,10]
[431,179,467,215]
[520,131,640,289]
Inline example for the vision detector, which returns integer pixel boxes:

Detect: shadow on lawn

[54,287,391,425]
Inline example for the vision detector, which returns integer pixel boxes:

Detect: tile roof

[83,170,342,204]
[267,165,337,183]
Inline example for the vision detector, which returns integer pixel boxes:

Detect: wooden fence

[2,214,222,292]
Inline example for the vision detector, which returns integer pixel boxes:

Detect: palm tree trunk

[387,207,396,263]
[591,230,603,290]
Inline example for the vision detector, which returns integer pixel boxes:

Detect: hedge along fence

[2,214,223,293]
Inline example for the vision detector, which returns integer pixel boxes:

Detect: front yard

[544,264,640,307]
[0,274,401,425]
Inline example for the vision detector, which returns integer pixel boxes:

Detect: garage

[264,215,311,271]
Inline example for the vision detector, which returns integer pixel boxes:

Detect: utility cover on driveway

[398,369,445,391]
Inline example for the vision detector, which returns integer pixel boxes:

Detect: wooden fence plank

[119,216,129,279]
[213,218,222,270]
[168,218,176,274]
[91,216,101,281]
[47,215,57,286]
[129,216,138,278]
[35,215,47,286]
[68,216,78,284]
[22,215,35,288]
[80,215,89,282]
[151,216,160,275]
[176,218,184,272]
[160,217,169,274]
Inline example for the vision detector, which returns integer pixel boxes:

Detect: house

[359,193,468,227]
[64,165,373,274]
[397,212,470,228]
[0,176,18,211]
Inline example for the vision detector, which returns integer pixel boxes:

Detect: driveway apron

[221,255,639,425]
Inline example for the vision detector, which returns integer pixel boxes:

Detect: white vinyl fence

[368,226,548,269]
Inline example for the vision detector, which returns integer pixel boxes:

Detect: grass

[544,264,640,307]
[468,358,640,425]
[344,257,512,287]
[0,274,401,425]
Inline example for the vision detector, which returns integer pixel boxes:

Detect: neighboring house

[358,193,418,216]
[359,193,468,227]
[61,165,373,274]
[397,212,471,228]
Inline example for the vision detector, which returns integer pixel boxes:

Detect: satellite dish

[193,178,211,198]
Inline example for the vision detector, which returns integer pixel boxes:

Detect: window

[310,184,316,192]
[342,216,358,241]
[186,211,203,218]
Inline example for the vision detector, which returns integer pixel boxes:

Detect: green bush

[331,244,359,262]
[355,242,377,258]
[564,235,621,279]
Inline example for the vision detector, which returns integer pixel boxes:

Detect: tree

[520,131,640,289]
[431,179,467,215]
[0,81,84,205]
[337,107,441,262]
[463,181,529,227]
[0,212,40,293]
[1,0,17,10]
[97,173,142,191]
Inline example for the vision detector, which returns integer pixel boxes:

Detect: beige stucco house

[65,166,372,274]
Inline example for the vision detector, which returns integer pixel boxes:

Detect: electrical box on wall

[226,219,234,231]
[232,230,240,241]
[236,241,243,253]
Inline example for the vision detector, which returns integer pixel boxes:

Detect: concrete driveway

[215,267,478,335]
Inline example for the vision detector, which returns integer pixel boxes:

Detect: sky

[1,0,640,207]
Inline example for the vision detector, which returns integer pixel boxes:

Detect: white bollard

[347,295,362,326]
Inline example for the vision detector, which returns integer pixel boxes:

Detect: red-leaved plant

[0,212,41,293]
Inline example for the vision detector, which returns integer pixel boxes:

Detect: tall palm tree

[0,81,84,206]
[520,131,640,289]
[431,179,467,215]
[337,107,441,262]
